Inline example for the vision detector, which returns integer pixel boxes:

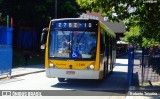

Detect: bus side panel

[108,36,112,73]
[45,22,52,69]
[99,27,106,78]
[112,38,116,69]
[95,21,100,71]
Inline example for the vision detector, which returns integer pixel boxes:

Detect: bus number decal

[84,23,87,28]
[54,22,94,28]
[89,23,92,27]
[69,23,72,27]
[64,23,67,27]
[74,23,77,28]
[76,63,85,66]
[58,23,61,27]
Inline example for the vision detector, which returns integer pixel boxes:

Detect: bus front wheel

[58,78,65,82]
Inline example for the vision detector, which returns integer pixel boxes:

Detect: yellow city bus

[41,18,116,82]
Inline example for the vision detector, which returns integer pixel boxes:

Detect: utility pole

[55,0,57,19]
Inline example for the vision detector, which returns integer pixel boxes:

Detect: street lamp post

[55,0,57,19]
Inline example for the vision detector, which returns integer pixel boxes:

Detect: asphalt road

[0,70,127,98]
[1,51,159,99]
[0,66,128,91]
[0,57,129,98]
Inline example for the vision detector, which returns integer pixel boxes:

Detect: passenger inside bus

[89,46,96,58]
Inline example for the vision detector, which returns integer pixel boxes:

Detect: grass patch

[13,50,45,67]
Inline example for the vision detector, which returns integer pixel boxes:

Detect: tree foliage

[77,0,160,47]
[77,0,140,21]
[121,26,142,45]
[0,0,85,28]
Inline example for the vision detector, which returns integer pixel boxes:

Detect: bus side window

[100,33,105,55]
[105,33,109,56]
[110,37,112,53]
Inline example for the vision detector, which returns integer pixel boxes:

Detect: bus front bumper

[46,68,103,79]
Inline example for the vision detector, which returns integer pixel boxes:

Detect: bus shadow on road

[51,79,104,90]
[51,71,128,94]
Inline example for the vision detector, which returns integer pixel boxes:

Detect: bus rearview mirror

[40,28,48,50]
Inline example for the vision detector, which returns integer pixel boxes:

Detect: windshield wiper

[74,30,86,50]
[77,29,86,44]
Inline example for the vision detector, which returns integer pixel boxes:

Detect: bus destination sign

[52,22,97,29]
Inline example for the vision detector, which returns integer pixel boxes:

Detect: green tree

[0,0,85,49]
[121,26,142,46]
[0,0,85,28]
[58,0,85,18]
[77,0,160,47]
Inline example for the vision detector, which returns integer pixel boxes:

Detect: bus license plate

[66,71,75,75]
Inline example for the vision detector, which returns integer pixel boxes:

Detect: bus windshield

[49,30,97,59]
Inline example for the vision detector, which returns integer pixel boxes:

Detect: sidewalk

[0,64,45,80]
[125,50,160,99]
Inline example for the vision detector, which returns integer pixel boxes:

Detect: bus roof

[100,21,116,38]
[51,18,97,22]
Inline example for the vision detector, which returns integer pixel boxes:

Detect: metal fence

[0,45,12,76]
[0,26,13,77]
[0,27,13,45]
[140,48,160,84]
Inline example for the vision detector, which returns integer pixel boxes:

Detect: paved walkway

[126,50,160,99]
[0,64,45,79]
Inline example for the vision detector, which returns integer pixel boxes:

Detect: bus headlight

[86,64,94,70]
[49,62,56,68]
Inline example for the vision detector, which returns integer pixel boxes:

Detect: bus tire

[110,64,113,74]
[58,78,65,82]
[109,63,113,74]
